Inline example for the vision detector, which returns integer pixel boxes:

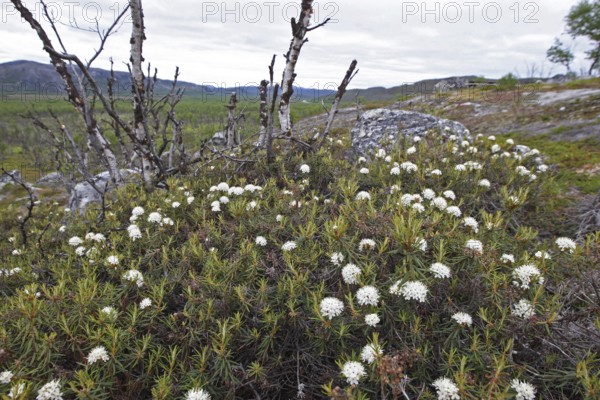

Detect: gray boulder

[68,169,139,211]
[0,169,21,183]
[351,109,471,156]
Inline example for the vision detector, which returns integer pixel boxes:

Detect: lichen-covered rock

[351,109,471,156]
[68,169,139,212]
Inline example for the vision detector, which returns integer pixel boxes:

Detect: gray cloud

[0,0,587,88]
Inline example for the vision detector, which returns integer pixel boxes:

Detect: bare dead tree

[279,0,330,135]
[11,0,125,185]
[313,60,359,151]
[1,168,37,246]
[224,92,239,148]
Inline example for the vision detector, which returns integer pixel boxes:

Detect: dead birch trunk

[279,0,329,135]
[225,92,238,148]
[129,0,154,189]
[314,60,359,151]
[258,80,269,146]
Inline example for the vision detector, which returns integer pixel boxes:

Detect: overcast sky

[0,0,589,89]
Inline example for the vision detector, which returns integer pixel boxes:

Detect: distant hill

[0,60,335,102]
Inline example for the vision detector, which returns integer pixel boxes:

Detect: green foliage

[0,133,598,399]
[498,73,519,90]
[565,0,600,73]
[547,39,575,73]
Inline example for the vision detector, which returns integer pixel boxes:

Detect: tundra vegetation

[0,0,599,400]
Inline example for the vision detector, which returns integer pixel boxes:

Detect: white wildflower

[359,167,369,174]
[246,201,258,211]
[299,164,310,174]
[478,179,491,188]
[147,212,162,224]
[276,214,284,222]
[400,161,418,173]
[555,237,576,253]
[9,382,24,399]
[407,146,417,154]
[365,313,380,327]
[431,169,442,176]
[282,241,297,252]
[412,203,425,213]
[172,201,181,208]
[535,250,551,260]
[36,379,63,400]
[465,239,483,255]
[452,312,473,327]
[0,370,13,384]
[454,164,466,172]
[491,144,501,153]
[216,182,229,192]
[501,254,515,264]
[106,255,119,266]
[446,206,462,217]
[342,264,361,285]
[361,343,382,364]
[511,379,536,400]
[422,188,436,200]
[512,264,543,289]
[330,252,344,266]
[139,298,152,309]
[162,217,174,226]
[416,238,427,252]
[187,196,195,204]
[228,187,245,196]
[443,190,456,200]
[356,286,380,306]
[255,236,267,247]
[127,224,142,241]
[355,191,371,201]
[87,346,110,364]
[341,361,366,386]
[432,197,448,211]
[390,166,401,175]
[75,246,86,256]
[432,377,460,400]
[320,297,344,320]
[462,217,479,233]
[101,306,116,317]
[375,149,387,158]
[122,269,144,287]
[68,236,83,247]
[429,262,451,279]
[512,299,535,319]
[401,194,415,206]
[58,225,66,233]
[186,388,211,400]
[219,196,230,204]
[359,239,376,251]
[211,201,221,212]
[391,280,428,303]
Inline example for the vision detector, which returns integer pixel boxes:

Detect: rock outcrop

[68,169,139,211]
[350,109,471,156]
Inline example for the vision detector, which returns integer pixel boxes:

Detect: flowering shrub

[0,131,598,399]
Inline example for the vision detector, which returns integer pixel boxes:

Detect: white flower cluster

[147,212,163,224]
[451,312,473,327]
[139,298,152,309]
[330,252,344,266]
[299,164,310,174]
[512,299,535,319]
[36,379,63,400]
[512,264,543,289]
[122,269,144,287]
[356,286,380,306]
[87,346,110,365]
[446,206,461,217]
[534,250,551,260]
[400,161,418,173]
[510,379,536,400]
[390,280,428,302]
[68,236,83,246]
[432,197,447,211]
[281,241,297,252]
[364,313,380,327]
[431,377,460,400]
[106,255,119,266]
[186,388,211,400]
[342,264,361,285]
[255,236,267,246]
[127,224,142,241]
[429,262,451,279]
[320,297,344,320]
[0,267,21,278]
[501,254,515,264]
[464,239,483,255]
[358,239,376,251]
[355,191,371,201]
[0,370,13,384]
[360,343,382,364]
[462,217,478,233]
[555,237,576,253]
[341,361,366,386]
[101,306,116,317]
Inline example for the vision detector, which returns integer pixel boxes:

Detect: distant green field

[0,95,338,175]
